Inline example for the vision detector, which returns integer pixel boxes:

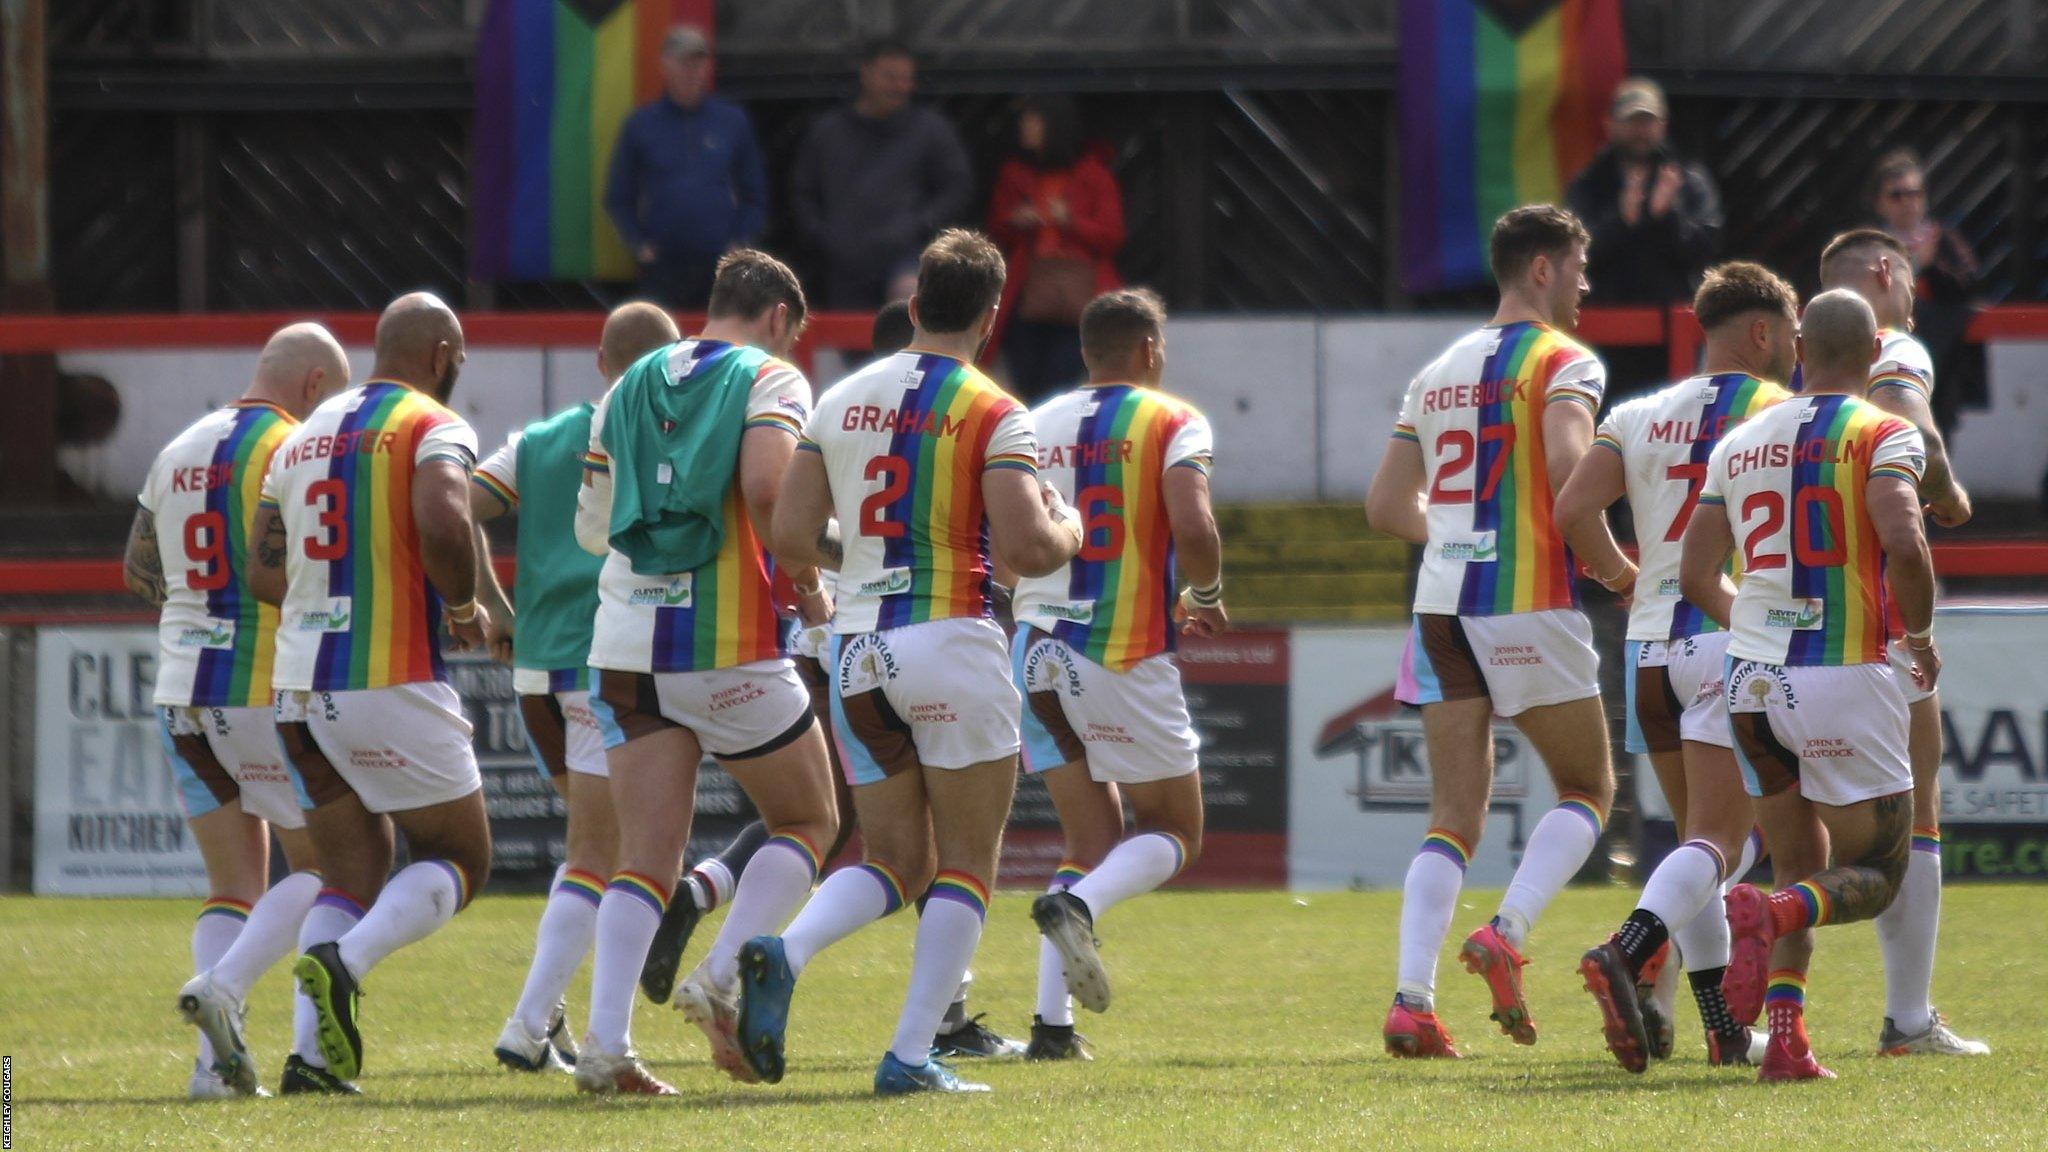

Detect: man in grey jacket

[790,40,974,308]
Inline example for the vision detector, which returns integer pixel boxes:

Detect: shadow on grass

[27,1088,874,1110]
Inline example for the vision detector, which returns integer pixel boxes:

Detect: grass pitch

[4,885,2042,1151]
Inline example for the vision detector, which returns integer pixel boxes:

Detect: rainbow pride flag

[472,0,686,281]
[1398,0,1626,292]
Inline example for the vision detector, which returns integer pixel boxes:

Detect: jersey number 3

[304,478,350,561]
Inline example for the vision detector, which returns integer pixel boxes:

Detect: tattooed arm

[121,508,169,607]
[249,504,290,607]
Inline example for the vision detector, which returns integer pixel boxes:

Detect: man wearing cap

[604,26,768,310]
[1566,77,1724,310]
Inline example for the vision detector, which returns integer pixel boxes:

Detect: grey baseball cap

[662,25,710,58]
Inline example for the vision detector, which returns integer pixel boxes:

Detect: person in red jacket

[986,95,1126,403]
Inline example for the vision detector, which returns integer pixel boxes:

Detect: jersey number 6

[1075,484,1126,562]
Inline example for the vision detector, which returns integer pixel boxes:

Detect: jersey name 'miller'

[840,405,968,439]
[1722,434,1876,480]
[1648,415,1734,445]
[277,429,408,471]
[1040,439,1135,469]
[1420,379,1528,413]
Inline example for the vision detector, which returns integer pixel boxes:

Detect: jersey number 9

[182,511,230,591]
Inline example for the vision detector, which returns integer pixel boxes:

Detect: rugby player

[742,229,1085,1095]
[779,298,1027,1060]
[571,251,841,1095]
[1557,262,1798,1071]
[1365,205,1616,1057]
[1010,288,1224,1060]
[472,302,769,1069]
[1817,229,1987,1057]
[138,323,349,1097]
[1680,288,1934,1082]
[257,294,494,1092]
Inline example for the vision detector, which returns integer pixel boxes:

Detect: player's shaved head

[1799,289,1880,382]
[1820,228,1911,288]
[600,301,680,380]
[372,291,466,400]
[250,322,350,418]
[1081,288,1168,382]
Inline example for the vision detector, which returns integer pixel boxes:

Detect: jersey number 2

[859,456,911,538]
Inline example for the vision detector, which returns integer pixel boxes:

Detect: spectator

[1869,149,1979,305]
[790,39,974,308]
[603,26,767,309]
[1868,148,1987,439]
[986,95,1126,403]
[1566,77,1723,306]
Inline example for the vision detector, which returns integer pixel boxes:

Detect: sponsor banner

[998,631,1291,888]
[26,626,758,895]
[1928,608,2048,879]
[1287,626,1564,890]
[32,627,207,895]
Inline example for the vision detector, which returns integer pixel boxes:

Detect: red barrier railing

[2,303,2045,613]
[0,310,877,375]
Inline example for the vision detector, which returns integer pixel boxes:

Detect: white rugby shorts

[1397,609,1600,717]
[160,705,310,829]
[1624,632,1733,754]
[828,617,1020,785]
[276,681,482,814]
[1013,627,1199,783]
[1725,658,1912,807]
[589,661,813,761]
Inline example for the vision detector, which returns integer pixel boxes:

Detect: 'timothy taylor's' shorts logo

[837,633,900,695]
[1728,661,1800,712]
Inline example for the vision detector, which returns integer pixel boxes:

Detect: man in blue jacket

[604,26,767,309]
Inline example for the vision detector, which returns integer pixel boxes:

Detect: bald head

[599,301,681,381]
[372,292,466,399]
[251,322,350,419]
[1797,289,1881,393]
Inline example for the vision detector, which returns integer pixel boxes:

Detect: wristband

[447,598,479,625]
[1905,624,1934,648]
[1595,562,1631,588]
[1185,580,1223,609]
